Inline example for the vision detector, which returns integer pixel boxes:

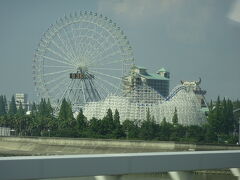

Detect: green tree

[89,117,102,137]
[146,107,151,121]
[8,95,17,115]
[112,109,124,138]
[46,99,53,117]
[3,95,7,112]
[172,107,178,126]
[101,108,114,137]
[76,109,87,129]
[76,108,88,137]
[140,119,158,140]
[221,98,228,134]
[226,99,234,134]
[31,102,37,114]
[159,117,173,140]
[122,119,139,139]
[113,109,120,128]
[139,108,158,140]
[209,96,223,135]
[207,96,228,142]
[185,125,205,142]
[170,124,186,141]
[38,99,48,117]
[0,95,6,116]
[58,98,75,129]
[17,102,25,116]
[233,99,240,132]
[36,99,50,134]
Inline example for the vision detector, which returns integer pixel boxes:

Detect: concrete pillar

[94,175,121,180]
[230,168,240,180]
[168,171,193,180]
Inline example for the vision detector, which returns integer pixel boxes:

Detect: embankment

[0,137,240,156]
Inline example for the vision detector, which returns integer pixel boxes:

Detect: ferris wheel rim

[33,11,135,110]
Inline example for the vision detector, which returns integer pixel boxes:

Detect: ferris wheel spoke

[74,81,83,104]
[44,65,72,68]
[89,67,122,71]
[57,31,77,65]
[85,41,108,62]
[94,75,120,90]
[78,23,95,58]
[44,68,74,76]
[97,58,132,67]
[88,25,113,50]
[57,80,73,107]
[67,79,77,103]
[93,79,111,97]
[91,36,113,58]
[45,46,76,66]
[75,23,90,57]
[62,27,78,61]
[82,25,112,59]
[85,33,113,62]
[77,36,92,59]
[36,54,75,67]
[87,79,102,100]
[88,33,117,58]
[74,27,106,46]
[89,70,121,80]
[73,31,111,64]
[80,80,87,103]
[45,73,68,85]
[75,36,87,59]
[70,24,80,62]
[82,36,98,59]
[75,35,103,62]
[56,33,77,62]
[98,32,113,48]
[88,39,118,64]
[89,50,122,67]
[47,77,69,94]
[50,38,76,64]
[81,34,101,60]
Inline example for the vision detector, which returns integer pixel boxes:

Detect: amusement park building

[123,66,170,98]
[15,93,28,110]
[83,67,208,126]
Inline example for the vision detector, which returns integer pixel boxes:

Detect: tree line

[0,95,240,144]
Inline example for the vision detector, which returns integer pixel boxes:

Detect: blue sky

[0,0,240,101]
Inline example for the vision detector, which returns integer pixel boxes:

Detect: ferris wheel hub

[77,66,88,72]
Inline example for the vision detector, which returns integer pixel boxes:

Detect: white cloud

[98,0,214,43]
[165,3,213,43]
[97,0,181,21]
[228,0,240,23]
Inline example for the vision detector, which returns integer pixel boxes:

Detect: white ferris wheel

[33,11,134,111]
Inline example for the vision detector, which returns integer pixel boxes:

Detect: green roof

[140,73,169,80]
[157,68,167,72]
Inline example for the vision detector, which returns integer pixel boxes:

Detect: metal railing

[0,150,240,180]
